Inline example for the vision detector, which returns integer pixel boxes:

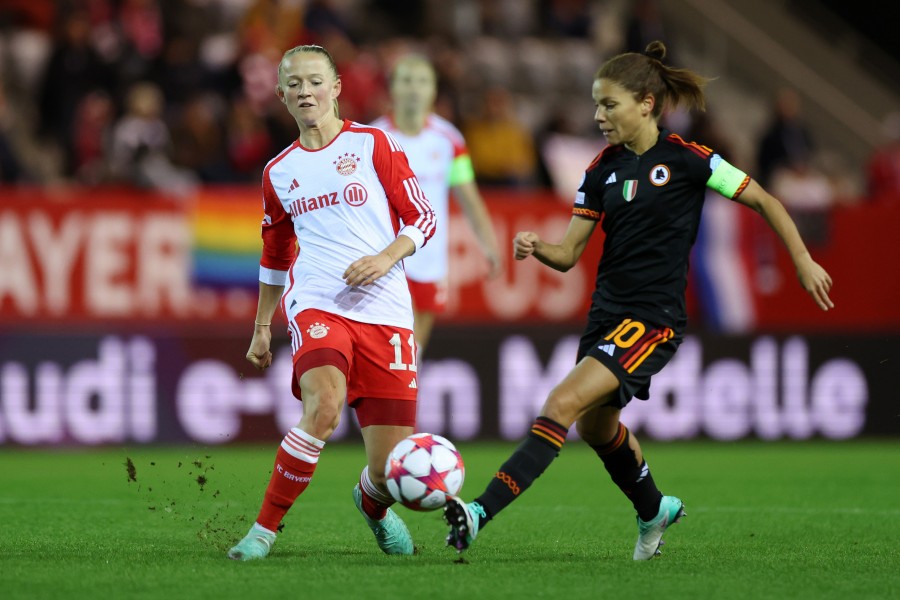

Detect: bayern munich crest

[307,322,330,339]
[334,153,359,176]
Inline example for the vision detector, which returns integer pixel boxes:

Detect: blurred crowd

[0,0,896,206]
[0,0,606,195]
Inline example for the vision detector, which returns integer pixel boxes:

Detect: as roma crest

[650,164,670,186]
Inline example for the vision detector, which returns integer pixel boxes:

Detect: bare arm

[452,180,502,278]
[246,281,285,370]
[733,179,834,311]
[513,216,597,272]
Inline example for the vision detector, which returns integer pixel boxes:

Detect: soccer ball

[384,433,465,511]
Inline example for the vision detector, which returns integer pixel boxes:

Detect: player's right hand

[513,231,540,260]
[246,328,273,370]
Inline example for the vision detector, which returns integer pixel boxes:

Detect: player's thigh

[297,364,348,421]
[412,309,436,340]
[542,356,621,427]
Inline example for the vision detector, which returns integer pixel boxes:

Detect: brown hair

[596,41,710,118]
[278,45,341,118]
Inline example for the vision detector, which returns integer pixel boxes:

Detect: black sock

[474,416,568,529]
[591,423,662,521]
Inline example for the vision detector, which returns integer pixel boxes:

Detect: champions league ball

[384,433,465,511]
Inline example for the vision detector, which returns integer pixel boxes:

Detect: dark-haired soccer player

[444,40,833,560]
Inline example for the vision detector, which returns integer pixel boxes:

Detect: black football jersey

[574,129,733,328]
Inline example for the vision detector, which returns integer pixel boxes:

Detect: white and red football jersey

[259,119,436,329]
[370,114,472,283]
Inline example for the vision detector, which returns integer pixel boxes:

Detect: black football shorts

[577,311,683,408]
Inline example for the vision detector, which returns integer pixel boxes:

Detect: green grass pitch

[1,440,897,599]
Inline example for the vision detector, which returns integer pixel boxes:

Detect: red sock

[359,466,394,521]
[256,428,325,532]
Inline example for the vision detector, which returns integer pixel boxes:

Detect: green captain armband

[706,155,750,199]
[449,154,476,186]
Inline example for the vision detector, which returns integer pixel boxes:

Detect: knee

[541,387,583,428]
[301,396,343,439]
[316,405,342,436]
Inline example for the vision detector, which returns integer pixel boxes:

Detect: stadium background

[0,0,898,448]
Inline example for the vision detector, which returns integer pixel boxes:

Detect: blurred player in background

[372,54,501,357]
[444,40,833,561]
[228,44,436,560]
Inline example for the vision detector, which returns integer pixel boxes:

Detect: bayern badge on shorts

[307,322,330,339]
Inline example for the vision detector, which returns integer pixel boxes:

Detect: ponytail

[597,41,710,117]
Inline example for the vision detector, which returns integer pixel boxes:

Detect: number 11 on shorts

[389,332,417,372]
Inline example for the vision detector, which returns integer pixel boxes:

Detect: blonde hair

[596,41,710,118]
[278,44,341,118]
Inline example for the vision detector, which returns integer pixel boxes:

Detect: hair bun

[643,41,667,62]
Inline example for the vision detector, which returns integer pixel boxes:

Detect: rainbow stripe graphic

[190,188,264,288]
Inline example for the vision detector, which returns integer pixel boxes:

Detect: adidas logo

[597,343,615,356]
[288,178,300,192]
[408,378,417,389]
[605,172,617,185]
[636,462,649,483]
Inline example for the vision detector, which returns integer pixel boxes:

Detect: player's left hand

[344,253,393,286]
[796,256,834,311]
